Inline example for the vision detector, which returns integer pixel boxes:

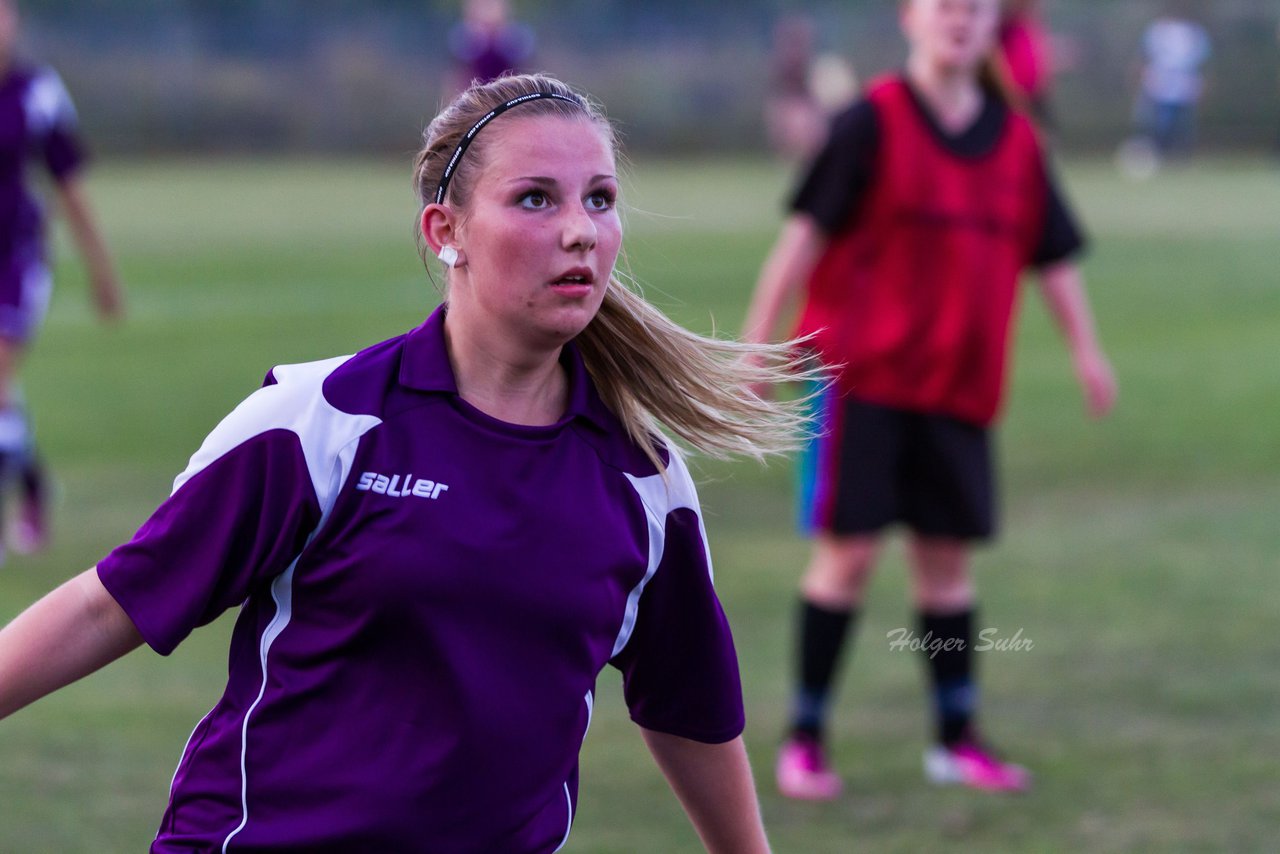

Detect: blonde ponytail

[577,273,820,471]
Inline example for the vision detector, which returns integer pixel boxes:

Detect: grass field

[0,154,1276,852]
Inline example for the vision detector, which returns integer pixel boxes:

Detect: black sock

[20,450,46,508]
[918,608,977,746]
[0,449,16,534]
[790,599,857,742]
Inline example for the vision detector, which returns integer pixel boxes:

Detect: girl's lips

[548,281,594,298]
[551,267,595,286]
[548,267,596,297]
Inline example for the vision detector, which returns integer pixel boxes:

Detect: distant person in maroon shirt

[0,73,816,853]
[0,0,121,560]
[745,0,1116,800]
[996,0,1055,124]
[764,14,826,162]
[764,14,859,163]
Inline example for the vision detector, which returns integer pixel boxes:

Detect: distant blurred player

[445,0,534,98]
[764,15,826,162]
[744,0,1116,798]
[996,0,1054,124]
[1134,4,1210,157]
[0,0,122,559]
[764,14,858,163]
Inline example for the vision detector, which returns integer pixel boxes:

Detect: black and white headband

[434,91,582,205]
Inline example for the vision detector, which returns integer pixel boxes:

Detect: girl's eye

[587,190,616,211]
[519,191,549,210]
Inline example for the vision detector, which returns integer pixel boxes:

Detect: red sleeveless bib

[796,76,1047,425]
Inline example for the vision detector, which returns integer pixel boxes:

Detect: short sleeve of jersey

[609,455,745,744]
[27,69,87,181]
[1031,157,1087,267]
[789,98,879,235]
[97,399,323,656]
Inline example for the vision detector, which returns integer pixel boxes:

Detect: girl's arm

[641,729,771,854]
[53,176,124,321]
[0,568,143,720]
[742,213,827,346]
[1037,261,1118,418]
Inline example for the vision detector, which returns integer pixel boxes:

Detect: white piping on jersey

[553,690,595,854]
[612,446,710,659]
[222,560,297,853]
[554,785,573,853]
[165,355,381,851]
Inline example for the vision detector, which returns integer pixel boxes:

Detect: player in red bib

[744,0,1116,797]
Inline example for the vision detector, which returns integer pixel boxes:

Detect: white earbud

[437,246,459,269]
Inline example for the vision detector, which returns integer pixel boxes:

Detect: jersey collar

[399,304,614,432]
[900,73,1008,158]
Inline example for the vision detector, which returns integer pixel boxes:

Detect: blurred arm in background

[743,214,827,345]
[1037,261,1117,418]
[741,214,827,398]
[54,175,123,321]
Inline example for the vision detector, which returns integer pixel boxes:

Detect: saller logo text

[356,472,449,499]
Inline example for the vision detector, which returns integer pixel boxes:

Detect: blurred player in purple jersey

[445,0,535,98]
[0,74,816,853]
[0,0,122,558]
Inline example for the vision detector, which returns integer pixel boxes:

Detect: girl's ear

[421,204,467,269]
[421,203,454,256]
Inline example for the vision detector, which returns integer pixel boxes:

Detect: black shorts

[797,388,996,540]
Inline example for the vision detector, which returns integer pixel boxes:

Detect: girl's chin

[531,306,601,344]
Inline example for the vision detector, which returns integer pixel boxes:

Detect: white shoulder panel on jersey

[612,442,714,658]
[172,355,383,521]
[24,68,78,135]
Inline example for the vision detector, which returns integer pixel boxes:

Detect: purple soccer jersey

[448,22,534,85]
[97,306,745,853]
[0,63,85,341]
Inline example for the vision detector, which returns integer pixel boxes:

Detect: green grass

[1,154,1276,852]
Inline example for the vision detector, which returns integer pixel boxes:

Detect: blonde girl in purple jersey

[0,74,815,852]
[0,0,122,557]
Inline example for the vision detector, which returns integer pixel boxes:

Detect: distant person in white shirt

[1135,6,1210,156]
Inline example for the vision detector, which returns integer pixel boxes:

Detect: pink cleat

[11,493,48,555]
[776,736,843,801]
[924,741,1031,793]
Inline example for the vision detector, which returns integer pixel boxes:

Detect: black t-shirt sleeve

[1032,159,1087,267]
[789,98,879,235]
